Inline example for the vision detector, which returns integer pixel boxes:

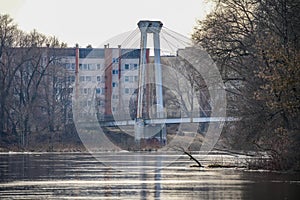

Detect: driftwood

[173,146,203,168]
[213,147,257,157]
[184,151,203,167]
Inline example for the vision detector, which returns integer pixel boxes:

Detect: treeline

[192,0,300,170]
[0,14,81,151]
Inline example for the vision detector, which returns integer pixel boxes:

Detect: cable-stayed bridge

[73,20,237,149]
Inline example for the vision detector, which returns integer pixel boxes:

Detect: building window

[113,58,119,63]
[124,76,129,82]
[97,64,101,70]
[65,63,71,70]
[96,88,101,94]
[124,64,129,70]
[83,88,88,94]
[79,76,85,82]
[129,76,134,83]
[134,76,138,82]
[112,82,118,87]
[98,100,104,106]
[86,76,92,81]
[124,88,129,94]
[130,63,138,70]
[97,76,101,82]
[83,64,88,70]
[87,100,92,106]
[112,69,118,74]
[112,94,119,99]
[68,76,75,82]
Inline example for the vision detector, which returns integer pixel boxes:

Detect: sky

[0,0,214,48]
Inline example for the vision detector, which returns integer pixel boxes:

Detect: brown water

[0,152,299,199]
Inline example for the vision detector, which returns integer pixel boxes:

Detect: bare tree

[0,14,70,149]
[192,0,300,169]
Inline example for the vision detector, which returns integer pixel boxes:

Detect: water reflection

[0,152,299,199]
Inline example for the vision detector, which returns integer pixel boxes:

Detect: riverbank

[0,129,86,152]
[0,143,87,152]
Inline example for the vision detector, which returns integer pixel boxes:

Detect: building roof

[121,49,141,59]
[79,48,105,58]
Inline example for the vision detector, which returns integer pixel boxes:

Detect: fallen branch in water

[213,147,260,157]
[173,146,203,168]
[184,151,203,168]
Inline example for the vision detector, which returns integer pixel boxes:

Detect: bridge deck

[99,117,238,127]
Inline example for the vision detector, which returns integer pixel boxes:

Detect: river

[0,152,299,199]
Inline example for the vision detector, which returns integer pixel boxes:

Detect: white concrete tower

[135,20,166,145]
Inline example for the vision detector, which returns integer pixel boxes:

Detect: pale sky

[0,0,214,48]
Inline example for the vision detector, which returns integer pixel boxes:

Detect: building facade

[58,46,149,121]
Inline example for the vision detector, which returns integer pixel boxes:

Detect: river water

[0,152,299,199]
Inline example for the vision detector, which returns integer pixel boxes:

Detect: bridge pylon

[135,20,166,146]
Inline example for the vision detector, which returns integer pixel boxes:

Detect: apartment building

[58,46,149,121]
